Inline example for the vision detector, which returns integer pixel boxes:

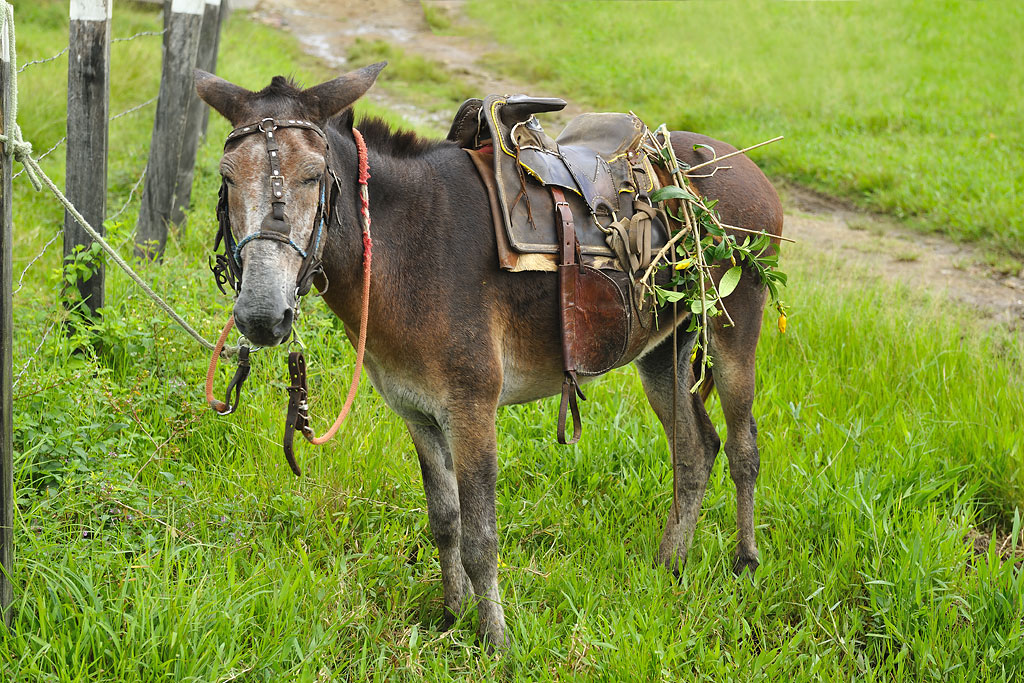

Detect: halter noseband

[212,116,336,298]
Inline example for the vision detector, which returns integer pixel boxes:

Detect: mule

[195,62,784,648]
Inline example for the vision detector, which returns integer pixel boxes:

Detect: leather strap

[558,371,585,445]
[283,351,310,476]
[216,117,333,297]
[217,346,251,415]
[552,187,585,445]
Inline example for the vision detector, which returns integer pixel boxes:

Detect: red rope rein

[306,127,372,444]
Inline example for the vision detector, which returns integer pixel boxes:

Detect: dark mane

[332,110,452,159]
[244,76,316,121]
[254,75,303,99]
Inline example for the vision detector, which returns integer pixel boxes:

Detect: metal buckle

[236,335,262,354]
[258,117,277,133]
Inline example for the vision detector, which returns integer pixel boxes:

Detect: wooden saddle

[448,95,672,443]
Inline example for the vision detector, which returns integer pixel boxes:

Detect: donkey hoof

[732,553,760,576]
[658,550,688,580]
[476,614,508,652]
[438,609,457,632]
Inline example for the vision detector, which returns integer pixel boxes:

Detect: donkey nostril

[272,307,294,340]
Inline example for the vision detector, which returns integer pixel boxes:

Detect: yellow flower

[777,313,787,334]
[674,258,694,270]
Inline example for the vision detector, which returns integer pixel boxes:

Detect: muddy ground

[253,0,1024,329]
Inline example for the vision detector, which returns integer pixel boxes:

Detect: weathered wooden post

[170,0,222,226]
[0,4,15,629]
[135,0,204,259]
[63,0,111,315]
[199,0,226,139]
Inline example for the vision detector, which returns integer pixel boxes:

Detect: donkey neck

[318,128,463,329]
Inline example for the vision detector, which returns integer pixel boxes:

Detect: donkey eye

[221,174,235,186]
[302,174,322,186]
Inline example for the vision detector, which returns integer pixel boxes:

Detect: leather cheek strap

[283,351,309,477]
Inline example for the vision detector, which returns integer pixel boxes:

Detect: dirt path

[254,0,1024,330]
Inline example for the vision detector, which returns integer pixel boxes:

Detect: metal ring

[236,336,262,354]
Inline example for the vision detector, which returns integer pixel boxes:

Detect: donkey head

[196,62,385,346]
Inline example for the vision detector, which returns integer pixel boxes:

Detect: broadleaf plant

[641,126,790,391]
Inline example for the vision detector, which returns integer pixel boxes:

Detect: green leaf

[651,185,697,203]
[655,287,688,303]
[690,297,714,314]
[718,266,742,298]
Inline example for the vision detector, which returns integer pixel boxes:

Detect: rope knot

[0,124,42,190]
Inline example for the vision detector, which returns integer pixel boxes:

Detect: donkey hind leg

[709,291,766,575]
[636,332,722,576]
[405,419,473,628]
[447,409,505,648]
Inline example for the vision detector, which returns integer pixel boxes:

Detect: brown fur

[197,65,784,648]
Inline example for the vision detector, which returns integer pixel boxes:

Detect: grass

[2,1,1024,681]
[465,0,1024,257]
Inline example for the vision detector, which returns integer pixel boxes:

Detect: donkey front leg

[447,410,505,648]
[636,332,722,576]
[405,419,473,627]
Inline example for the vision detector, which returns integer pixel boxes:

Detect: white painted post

[135,0,204,259]
[0,3,13,629]
[170,0,222,226]
[64,0,112,315]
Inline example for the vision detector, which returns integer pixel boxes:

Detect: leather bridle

[211,116,338,298]
[206,122,375,478]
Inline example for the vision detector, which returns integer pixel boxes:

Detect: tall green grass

[1,1,1022,681]
[467,0,1024,256]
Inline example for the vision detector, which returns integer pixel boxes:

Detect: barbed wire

[12,95,156,181]
[108,168,147,224]
[12,227,61,297]
[111,28,166,43]
[16,46,68,73]
[13,164,146,299]
[109,95,157,122]
[12,316,59,390]
[16,27,165,76]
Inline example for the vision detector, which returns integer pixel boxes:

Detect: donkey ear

[300,62,387,122]
[195,69,251,124]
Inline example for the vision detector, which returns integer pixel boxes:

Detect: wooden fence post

[170,0,222,226]
[63,0,111,316]
[199,0,226,139]
[134,0,204,259]
[0,4,15,629]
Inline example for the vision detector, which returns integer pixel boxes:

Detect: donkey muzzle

[233,288,295,347]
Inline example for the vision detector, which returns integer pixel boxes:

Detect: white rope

[1,2,230,354]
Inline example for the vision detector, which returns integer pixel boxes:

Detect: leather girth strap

[552,187,586,445]
[283,351,310,476]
